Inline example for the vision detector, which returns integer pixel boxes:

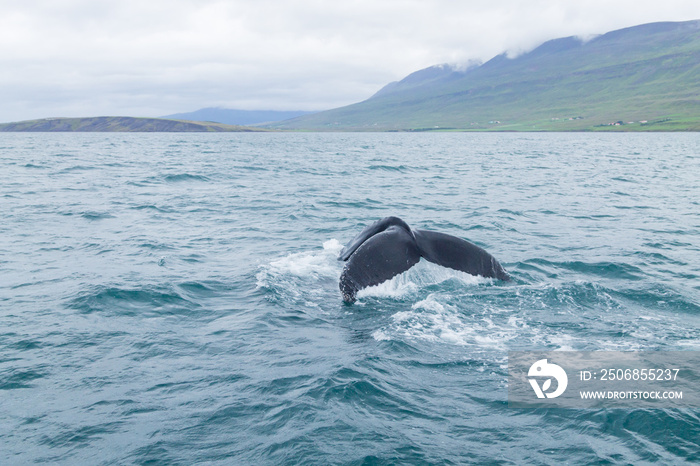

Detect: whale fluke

[338,216,509,303]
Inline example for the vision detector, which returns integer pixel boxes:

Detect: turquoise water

[1,132,699,463]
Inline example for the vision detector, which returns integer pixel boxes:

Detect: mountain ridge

[0,116,268,132]
[272,20,700,131]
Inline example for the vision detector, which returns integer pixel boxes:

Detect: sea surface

[1,132,699,464]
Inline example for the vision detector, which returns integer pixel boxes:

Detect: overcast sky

[1,0,699,122]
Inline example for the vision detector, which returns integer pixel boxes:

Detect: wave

[0,367,48,390]
[58,165,97,173]
[66,285,202,317]
[163,173,210,182]
[131,204,172,213]
[80,211,115,220]
[367,164,411,172]
[515,258,646,281]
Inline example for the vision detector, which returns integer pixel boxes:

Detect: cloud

[1,0,699,121]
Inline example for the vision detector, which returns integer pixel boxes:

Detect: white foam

[413,297,446,313]
[546,333,577,351]
[507,316,528,328]
[322,238,343,254]
[267,251,335,278]
[255,238,342,289]
[357,278,419,300]
[678,340,700,349]
[638,315,661,321]
[371,329,391,341]
[373,293,517,349]
[357,260,490,300]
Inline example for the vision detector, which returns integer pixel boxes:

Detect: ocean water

[1,132,699,464]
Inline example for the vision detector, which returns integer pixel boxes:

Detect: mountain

[273,20,700,131]
[161,108,315,126]
[0,116,268,132]
[370,60,482,99]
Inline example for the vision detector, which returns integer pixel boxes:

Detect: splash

[372,293,519,349]
[256,239,499,310]
[255,239,344,305]
[358,260,491,301]
[256,239,342,287]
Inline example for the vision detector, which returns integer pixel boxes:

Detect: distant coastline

[1,115,698,132]
[0,116,269,132]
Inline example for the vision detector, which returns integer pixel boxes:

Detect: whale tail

[413,229,510,282]
[337,216,413,261]
[338,217,509,303]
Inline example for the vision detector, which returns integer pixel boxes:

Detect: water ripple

[1,132,699,464]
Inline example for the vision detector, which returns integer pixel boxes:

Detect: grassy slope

[0,116,269,132]
[276,21,700,131]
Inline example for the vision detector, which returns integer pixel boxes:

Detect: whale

[338,216,509,303]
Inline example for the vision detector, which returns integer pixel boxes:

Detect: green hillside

[0,116,268,132]
[274,21,700,131]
